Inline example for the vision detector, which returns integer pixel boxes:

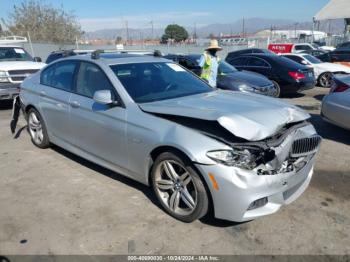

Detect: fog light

[247,197,268,210]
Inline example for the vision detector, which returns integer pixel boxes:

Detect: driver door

[68,61,128,171]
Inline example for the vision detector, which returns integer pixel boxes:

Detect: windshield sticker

[14,48,25,54]
[167,63,186,72]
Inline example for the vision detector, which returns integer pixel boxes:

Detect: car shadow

[314,94,325,101]
[0,100,13,110]
[51,145,161,209]
[50,145,250,227]
[309,113,350,145]
[281,93,305,99]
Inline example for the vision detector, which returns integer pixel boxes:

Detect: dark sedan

[165,54,278,97]
[226,53,316,96]
[317,47,350,64]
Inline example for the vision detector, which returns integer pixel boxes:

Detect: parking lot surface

[0,87,349,255]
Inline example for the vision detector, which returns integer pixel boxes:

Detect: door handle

[39,91,46,97]
[70,101,80,108]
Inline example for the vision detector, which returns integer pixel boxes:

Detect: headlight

[237,83,254,92]
[206,149,258,169]
[0,71,9,83]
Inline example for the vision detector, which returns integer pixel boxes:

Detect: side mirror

[301,60,308,65]
[34,57,42,62]
[93,90,115,105]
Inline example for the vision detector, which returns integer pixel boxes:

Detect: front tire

[151,151,209,223]
[27,108,50,148]
[318,72,333,88]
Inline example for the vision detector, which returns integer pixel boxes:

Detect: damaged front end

[150,113,321,176]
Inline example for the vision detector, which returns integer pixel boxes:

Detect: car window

[75,62,116,99]
[46,53,63,64]
[0,47,33,61]
[40,61,77,92]
[228,57,248,66]
[110,62,212,103]
[303,55,322,64]
[218,61,237,74]
[295,45,312,51]
[284,55,304,64]
[247,57,270,67]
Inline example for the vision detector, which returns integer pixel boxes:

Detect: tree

[161,24,188,43]
[2,0,83,44]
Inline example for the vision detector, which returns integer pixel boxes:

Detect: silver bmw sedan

[19,52,321,223]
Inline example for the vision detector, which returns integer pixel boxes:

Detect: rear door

[246,57,272,77]
[226,56,249,70]
[68,61,128,170]
[39,60,78,140]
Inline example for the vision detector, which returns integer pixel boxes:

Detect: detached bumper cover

[0,83,20,100]
[196,156,315,222]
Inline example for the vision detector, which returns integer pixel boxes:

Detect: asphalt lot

[0,87,349,255]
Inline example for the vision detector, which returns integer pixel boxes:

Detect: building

[314,0,350,35]
[255,30,327,41]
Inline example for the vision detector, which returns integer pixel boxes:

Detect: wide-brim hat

[206,39,222,51]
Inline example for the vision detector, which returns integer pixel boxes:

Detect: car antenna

[91,49,104,60]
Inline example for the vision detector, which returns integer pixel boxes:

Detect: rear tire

[318,72,333,88]
[151,151,209,223]
[27,108,50,149]
[271,80,281,98]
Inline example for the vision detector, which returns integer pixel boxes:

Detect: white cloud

[79,11,212,31]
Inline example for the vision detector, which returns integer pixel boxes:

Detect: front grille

[291,135,321,157]
[8,69,39,75]
[8,69,39,82]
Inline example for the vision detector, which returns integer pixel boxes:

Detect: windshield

[303,55,322,64]
[0,47,33,61]
[110,62,213,103]
[218,61,237,74]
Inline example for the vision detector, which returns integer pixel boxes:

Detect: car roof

[239,53,277,58]
[65,53,171,65]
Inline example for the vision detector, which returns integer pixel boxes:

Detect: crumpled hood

[0,61,46,71]
[140,90,310,141]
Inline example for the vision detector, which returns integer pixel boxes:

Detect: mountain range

[84,18,345,40]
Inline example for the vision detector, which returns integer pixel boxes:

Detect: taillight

[288,71,306,80]
[332,85,349,93]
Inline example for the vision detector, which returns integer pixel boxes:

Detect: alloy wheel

[28,112,44,145]
[154,160,198,216]
[319,72,332,87]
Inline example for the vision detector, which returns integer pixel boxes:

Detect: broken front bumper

[196,155,315,222]
[0,83,20,100]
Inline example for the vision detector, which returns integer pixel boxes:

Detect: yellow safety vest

[200,52,220,81]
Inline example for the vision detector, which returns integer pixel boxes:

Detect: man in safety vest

[199,39,222,87]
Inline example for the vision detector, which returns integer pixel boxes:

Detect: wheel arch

[148,145,214,217]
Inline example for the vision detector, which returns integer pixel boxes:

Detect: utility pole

[150,20,154,40]
[125,20,129,45]
[242,17,245,38]
[193,22,197,42]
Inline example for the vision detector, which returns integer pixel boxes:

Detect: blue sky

[1,0,329,31]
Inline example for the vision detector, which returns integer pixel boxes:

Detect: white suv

[0,45,45,100]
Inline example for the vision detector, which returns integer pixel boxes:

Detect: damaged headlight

[206,149,258,169]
